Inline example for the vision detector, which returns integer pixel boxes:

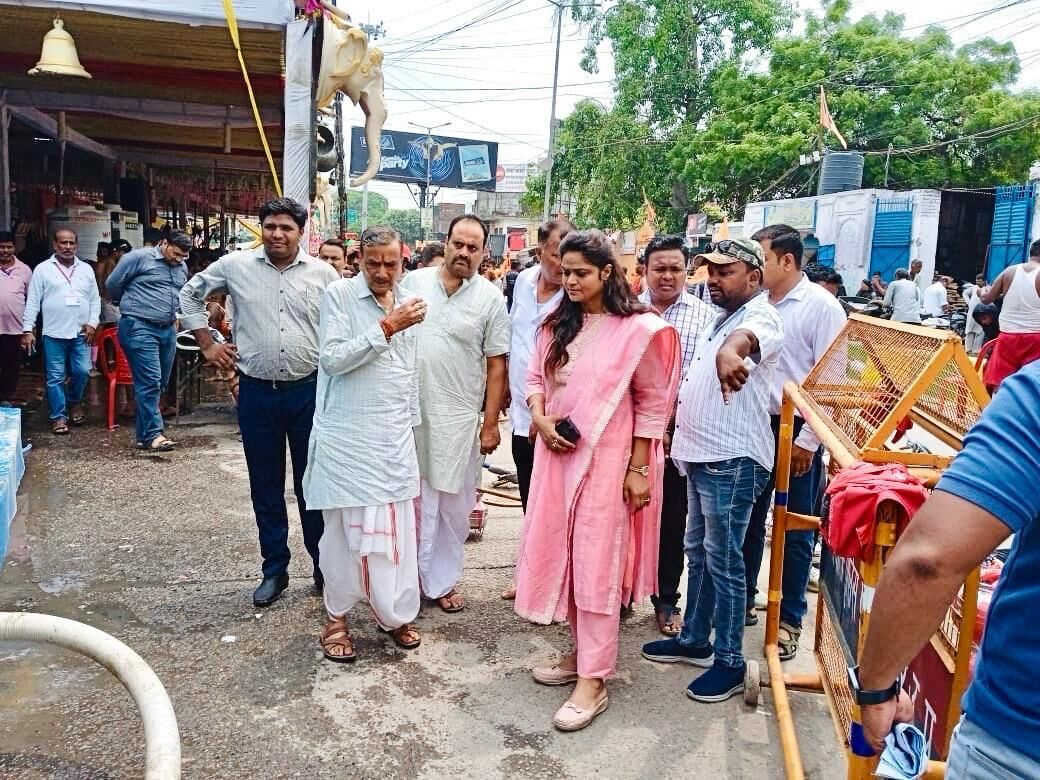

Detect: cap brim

[694,251,740,268]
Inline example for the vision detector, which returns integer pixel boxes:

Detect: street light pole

[542,2,563,223]
[410,121,451,239]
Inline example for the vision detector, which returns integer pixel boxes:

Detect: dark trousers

[237,375,324,579]
[511,434,536,512]
[652,459,688,614]
[741,415,823,627]
[0,334,22,400]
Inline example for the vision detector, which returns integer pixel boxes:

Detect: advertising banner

[495,163,531,193]
[350,128,499,191]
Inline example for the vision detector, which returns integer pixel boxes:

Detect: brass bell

[28,18,92,79]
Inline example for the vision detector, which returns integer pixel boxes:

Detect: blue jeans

[42,334,91,421]
[947,717,1040,779]
[237,374,324,579]
[118,316,176,445]
[742,415,824,628]
[679,458,770,668]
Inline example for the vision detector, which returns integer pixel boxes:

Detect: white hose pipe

[0,611,181,779]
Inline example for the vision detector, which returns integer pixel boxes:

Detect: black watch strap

[848,666,901,706]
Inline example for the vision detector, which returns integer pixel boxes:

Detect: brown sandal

[320,616,357,663]
[436,589,465,613]
[52,419,69,435]
[382,622,421,650]
[656,609,682,637]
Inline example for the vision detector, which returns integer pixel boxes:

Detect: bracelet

[378,319,395,342]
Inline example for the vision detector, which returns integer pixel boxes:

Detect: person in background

[111,239,132,264]
[417,242,444,270]
[500,219,572,602]
[817,270,843,297]
[857,361,1040,778]
[909,259,923,282]
[21,229,101,435]
[631,262,646,296]
[143,228,163,248]
[964,273,987,354]
[857,279,873,298]
[95,241,112,268]
[923,273,950,318]
[870,271,887,297]
[181,197,339,608]
[318,238,350,278]
[105,230,191,452]
[516,229,680,731]
[0,232,31,406]
[883,268,922,323]
[638,234,715,636]
[742,224,846,659]
[642,237,783,704]
[401,216,510,615]
[980,239,1040,389]
[504,257,522,311]
[303,225,427,661]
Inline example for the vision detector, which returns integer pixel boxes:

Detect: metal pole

[884,143,893,188]
[361,181,369,231]
[335,94,346,237]
[0,102,10,230]
[542,3,563,223]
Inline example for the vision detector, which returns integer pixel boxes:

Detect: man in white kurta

[303,227,428,660]
[401,216,511,612]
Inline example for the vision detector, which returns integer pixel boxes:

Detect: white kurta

[400,267,511,494]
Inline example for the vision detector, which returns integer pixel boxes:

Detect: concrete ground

[0,400,844,779]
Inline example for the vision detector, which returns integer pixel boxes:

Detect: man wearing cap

[642,237,784,704]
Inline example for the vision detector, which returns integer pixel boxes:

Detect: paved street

[0,405,842,779]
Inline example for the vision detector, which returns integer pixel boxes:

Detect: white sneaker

[808,566,820,593]
[754,592,768,610]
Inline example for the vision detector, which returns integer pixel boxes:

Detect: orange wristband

[379,319,395,342]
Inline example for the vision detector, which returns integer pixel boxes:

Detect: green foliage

[386,208,421,244]
[343,190,389,229]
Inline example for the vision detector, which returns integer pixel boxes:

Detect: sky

[344,0,1040,209]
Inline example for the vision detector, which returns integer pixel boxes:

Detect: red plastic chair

[96,325,134,430]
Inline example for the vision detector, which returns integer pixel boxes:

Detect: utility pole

[542,2,563,223]
[410,121,451,240]
[884,143,893,188]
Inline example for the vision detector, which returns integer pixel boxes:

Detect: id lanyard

[55,261,77,288]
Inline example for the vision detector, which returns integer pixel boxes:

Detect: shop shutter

[987,183,1036,282]
[869,197,914,282]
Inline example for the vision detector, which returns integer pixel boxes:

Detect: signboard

[434,203,465,235]
[495,163,531,193]
[420,207,434,230]
[763,200,817,231]
[350,127,500,191]
[686,213,708,237]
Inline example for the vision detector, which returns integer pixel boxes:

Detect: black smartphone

[555,416,581,444]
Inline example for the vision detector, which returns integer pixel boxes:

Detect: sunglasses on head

[711,240,760,266]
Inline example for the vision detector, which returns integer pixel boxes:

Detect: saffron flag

[819,86,848,149]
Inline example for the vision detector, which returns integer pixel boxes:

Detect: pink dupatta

[514,312,681,623]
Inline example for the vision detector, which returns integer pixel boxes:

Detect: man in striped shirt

[637,235,715,635]
[642,238,784,704]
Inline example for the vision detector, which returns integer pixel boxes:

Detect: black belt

[126,314,176,328]
[238,371,317,390]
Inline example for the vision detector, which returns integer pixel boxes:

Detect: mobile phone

[555,416,581,444]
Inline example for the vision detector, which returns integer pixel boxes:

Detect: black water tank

[818,151,864,195]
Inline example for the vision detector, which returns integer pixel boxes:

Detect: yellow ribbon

[221,0,283,196]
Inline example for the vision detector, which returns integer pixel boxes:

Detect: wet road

[0,405,843,779]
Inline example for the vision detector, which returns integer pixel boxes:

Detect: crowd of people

[4,193,1040,769]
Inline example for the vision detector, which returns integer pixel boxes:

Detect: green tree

[386,208,421,244]
[343,190,389,230]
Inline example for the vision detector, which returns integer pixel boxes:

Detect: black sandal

[52,419,69,435]
[380,623,421,649]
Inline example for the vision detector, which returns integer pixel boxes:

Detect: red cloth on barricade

[823,461,929,561]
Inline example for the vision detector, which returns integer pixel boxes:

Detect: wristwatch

[848,665,901,706]
[627,464,650,477]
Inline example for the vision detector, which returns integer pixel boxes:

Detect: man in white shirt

[923,274,950,318]
[401,215,511,614]
[642,237,784,704]
[303,226,427,661]
[638,234,715,635]
[882,268,922,323]
[742,224,847,661]
[21,229,101,435]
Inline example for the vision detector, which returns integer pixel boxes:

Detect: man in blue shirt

[858,361,1040,777]
[105,230,190,451]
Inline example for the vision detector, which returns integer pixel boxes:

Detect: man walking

[105,230,190,451]
[980,239,1040,388]
[0,232,31,406]
[642,238,783,703]
[857,361,1040,777]
[638,234,715,636]
[401,214,510,614]
[303,226,427,661]
[923,273,950,319]
[741,224,846,658]
[181,197,339,607]
[882,268,921,323]
[21,229,100,435]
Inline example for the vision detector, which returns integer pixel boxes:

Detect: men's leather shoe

[253,574,289,607]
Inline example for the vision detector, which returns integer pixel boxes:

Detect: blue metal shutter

[816,244,835,267]
[987,183,1036,282]
[869,197,914,282]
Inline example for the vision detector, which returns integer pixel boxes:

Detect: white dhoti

[417,447,482,600]
[319,500,420,630]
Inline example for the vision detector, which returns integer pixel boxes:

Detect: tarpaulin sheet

[0,409,26,571]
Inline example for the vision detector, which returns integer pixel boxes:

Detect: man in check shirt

[637,234,715,635]
[22,229,101,435]
[642,237,783,704]
[742,224,847,660]
[181,198,339,608]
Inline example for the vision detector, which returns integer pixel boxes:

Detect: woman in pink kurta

[514,229,680,732]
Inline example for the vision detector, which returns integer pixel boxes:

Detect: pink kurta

[514,312,681,625]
